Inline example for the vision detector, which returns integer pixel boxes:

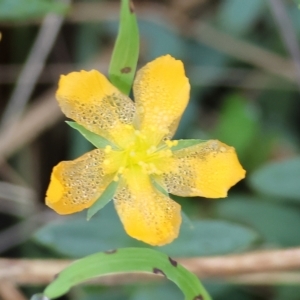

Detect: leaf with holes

[43,248,211,300]
[108,0,139,94]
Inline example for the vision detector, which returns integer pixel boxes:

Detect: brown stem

[2,247,300,285]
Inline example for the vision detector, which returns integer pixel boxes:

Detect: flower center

[104,130,176,180]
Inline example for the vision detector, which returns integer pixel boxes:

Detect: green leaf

[87,180,119,220]
[171,139,206,152]
[214,195,300,247]
[249,157,300,202]
[0,0,68,21]
[33,202,258,258]
[130,283,183,300]
[151,178,169,197]
[217,0,265,36]
[108,0,139,94]
[160,219,258,257]
[274,286,300,300]
[66,122,119,150]
[33,204,138,258]
[43,248,211,300]
[212,94,272,171]
[213,94,260,158]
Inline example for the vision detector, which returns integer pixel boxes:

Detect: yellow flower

[46,55,246,246]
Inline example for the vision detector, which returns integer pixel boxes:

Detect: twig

[1,1,70,128]
[2,248,300,285]
[180,247,300,277]
[194,21,295,82]
[0,161,30,186]
[228,272,300,285]
[0,63,296,90]
[0,210,58,254]
[0,281,28,300]
[0,89,62,162]
[0,51,110,162]
[0,181,36,217]
[268,0,300,88]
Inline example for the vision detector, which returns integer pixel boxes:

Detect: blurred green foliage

[0,0,68,21]
[250,157,300,201]
[34,202,258,258]
[2,0,300,299]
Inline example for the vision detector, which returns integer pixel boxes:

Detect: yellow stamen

[105,145,112,153]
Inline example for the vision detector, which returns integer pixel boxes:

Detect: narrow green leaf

[44,248,211,300]
[108,0,139,94]
[151,178,169,197]
[87,180,119,220]
[171,139,206,152]
[66,121,119,150]
[150,179,194,229]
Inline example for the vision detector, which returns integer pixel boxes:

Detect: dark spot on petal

[168,256,178,267]
[129,1,135,13]
[121,67,132,74]
[193,296,204,300]
[153,267,166,277]
[105,249,117,254]
[54,273,59,279]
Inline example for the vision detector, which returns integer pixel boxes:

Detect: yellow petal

[46,149,113,214]
[133,55,190,144]
[114,168,181,246]
[56,70,136,148]
[163,140,246,198]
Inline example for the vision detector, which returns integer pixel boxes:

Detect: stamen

[146,146,157,155]
[138,161,149,174]
[165,140,173,147]
[105,145,112,153]
[165,140,178,148]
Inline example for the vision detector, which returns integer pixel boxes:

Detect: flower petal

[133,55,190,143]
[163,140,246,198]
[56,70,136,148]
[114,169,181,246]
[46,149,113,214]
